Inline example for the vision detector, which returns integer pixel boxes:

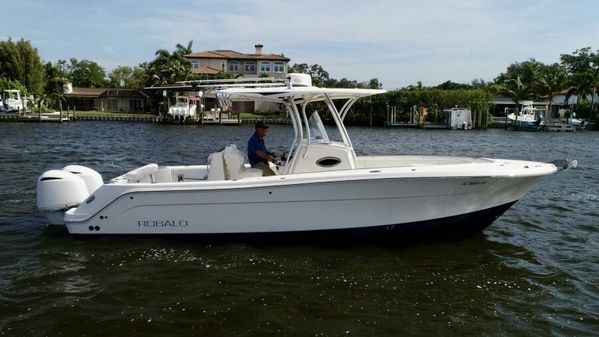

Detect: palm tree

[498,76,533,129]
[535,64,569,121]
[43,61,68,112]
[579,69,599,114]
[175,40,193,56]
[148,48,191,86]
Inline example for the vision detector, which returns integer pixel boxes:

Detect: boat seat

[123,163,159,183]
[223,145,263,180]
[207,151,226,181]
[152,167,172,183]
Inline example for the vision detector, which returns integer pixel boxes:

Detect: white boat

[444,107,472,130]
[507,101,544,130]
[167,96,199,123]
[36,74,558,240]
[1,89,24,113]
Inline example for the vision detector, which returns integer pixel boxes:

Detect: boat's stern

[36,165,103,225]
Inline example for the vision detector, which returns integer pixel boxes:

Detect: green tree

[108,65,133,87]
[0,77,28,96]
[498,76,533,125]
[146,43,193,87]
[108,65,147,88]
[561,47,594,75]
[289,63,330,87]
[0,38,45,94]
[560,47,599,117]
[471,78,489,88]
[175,40,194,56]
[535,63,569,118]
[366,78,382,89]
[43,61,69,110]
[495,58,544,99]
[436,80,472,90]
[67,58,108,87]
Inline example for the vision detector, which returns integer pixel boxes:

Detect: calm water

[1,122,598,337]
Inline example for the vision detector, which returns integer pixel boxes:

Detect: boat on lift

[167,95,200,124]
[507,101,545,130]
[0,89,25,113]
[36,74,558,240]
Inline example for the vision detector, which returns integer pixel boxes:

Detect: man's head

[255,121,269,138]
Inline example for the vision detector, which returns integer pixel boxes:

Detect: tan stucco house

[184,44,290,79]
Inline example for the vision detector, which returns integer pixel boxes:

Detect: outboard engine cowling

[36,167,102,224]
[62,165,103,194]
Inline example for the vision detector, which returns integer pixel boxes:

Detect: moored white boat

[507,101,545,130]
[167,95,199,123]
[0,89,25,113]
[36,74,558,240]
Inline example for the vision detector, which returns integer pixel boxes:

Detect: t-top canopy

[216,86,386,104]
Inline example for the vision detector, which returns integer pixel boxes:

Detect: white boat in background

[0,89,25,113]
[444,107,472,130]
[568,112,586,129]
[36,73,558,241]
[167,96,200,123]
[507,101,545,130]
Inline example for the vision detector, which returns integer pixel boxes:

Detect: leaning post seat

[207,151,226,181]
[222,145,264,180]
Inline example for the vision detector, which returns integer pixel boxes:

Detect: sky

[2,0,599,89]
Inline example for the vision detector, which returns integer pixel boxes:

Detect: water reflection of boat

[36,74,557,240]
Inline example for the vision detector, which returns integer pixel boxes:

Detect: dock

[0,113,72,122]
[0,112,292,125]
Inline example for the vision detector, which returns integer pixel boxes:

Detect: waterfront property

[493,90,599,117]
[64,87,150,113]
[185,44,290,113]
[184,44,290,79]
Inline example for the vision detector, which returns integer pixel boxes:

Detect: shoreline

[0,113,594,130]
[0,113,293,125]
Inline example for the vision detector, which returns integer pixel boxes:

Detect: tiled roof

[185,49,290,62]
[66,88,107,97]
[191,66,221,75]
[66,88,147,98]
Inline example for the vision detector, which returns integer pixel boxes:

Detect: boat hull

[63,174,542,237]
[69,201,517,243]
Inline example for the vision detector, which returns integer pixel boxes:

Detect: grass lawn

[73,110,286,120]
[73,110,156,118]
[239,112,285,120]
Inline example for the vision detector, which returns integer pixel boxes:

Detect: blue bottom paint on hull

[70,201,518,244]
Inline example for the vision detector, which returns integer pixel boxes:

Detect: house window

[107,98,118,111]
[260,61,271,73]
[191,60,200,69]
[221,60,226,71]
[129,99,143,112]
[228,61,240,72]
[273,62,285,73]
[244,61,256,72]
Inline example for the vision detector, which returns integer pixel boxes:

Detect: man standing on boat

[248,122,277,176]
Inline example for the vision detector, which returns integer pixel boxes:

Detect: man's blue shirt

[247,133,267,166]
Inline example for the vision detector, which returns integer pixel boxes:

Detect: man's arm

[255,150,276,162]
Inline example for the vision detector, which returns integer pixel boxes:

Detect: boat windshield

[308,111,330,143]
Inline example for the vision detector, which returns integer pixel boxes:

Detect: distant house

[184,44,290,79]
[184,44,291,113]
[64,88,149,113]
[492,89,599,116]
